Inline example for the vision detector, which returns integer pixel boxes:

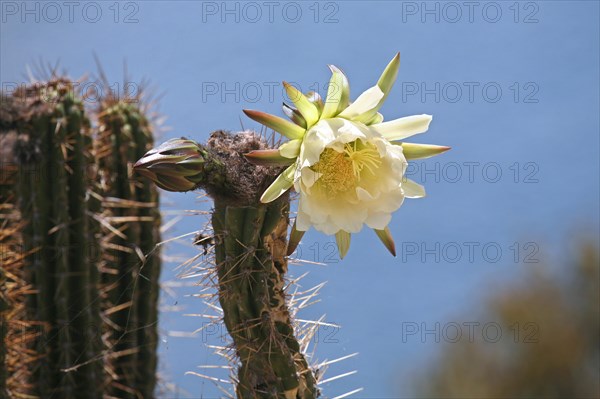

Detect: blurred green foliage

[412,244,599,399]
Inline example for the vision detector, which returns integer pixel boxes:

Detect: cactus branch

[136,130,319,397]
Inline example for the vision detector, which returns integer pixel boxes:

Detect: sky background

[2,1,599,397]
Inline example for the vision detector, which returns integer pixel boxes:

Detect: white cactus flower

[244,53,449,258]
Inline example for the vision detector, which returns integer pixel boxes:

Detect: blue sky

[2,1,599,397]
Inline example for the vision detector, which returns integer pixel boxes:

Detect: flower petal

[338,86,384,120]
[306,91,324,113]
[279,139,302,159]
[333,118,368,144]
[300,119,336,166]
[354,53,401,122]
[299,167,321,189]
[376,52,401,100]
[374,226,396,256]
[243,109,306,140]
[356,186,375,201]
[260,163,297,203]
[335,230,351,259]
[245,149,295,166]
[402,178,426,198]
[371,114,432,141]
[321,65,350,119]
[282,102,307,128]
[295,205,313,231]
[284,82,320,127]
[365,212,393,230]
[395,142,451,160]
[364,112,384,126]
[155,174,196,192]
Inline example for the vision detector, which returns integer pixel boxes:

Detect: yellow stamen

[313,148,355,196]
[344,141,382,177]
[312,140,382,198]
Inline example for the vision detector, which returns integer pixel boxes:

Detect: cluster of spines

[0,128,41,397]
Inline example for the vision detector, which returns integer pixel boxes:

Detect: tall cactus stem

[28,114,56,396]
[49,96,76,397]
[64,93,101,396]
[131,106,161,398]
[97,100,162,398]
[102,110,139,398]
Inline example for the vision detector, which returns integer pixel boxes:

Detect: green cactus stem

[135,131,319,398]
[130,103,161,398]
[96,99,161,398]
[3,79,102,398]
[63,92,102,394]
[25,111,56,396]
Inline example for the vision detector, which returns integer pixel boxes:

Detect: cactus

[0,79,102,397]
[0,77,161,398]
[95,94,161,398]
[135,131,319,398]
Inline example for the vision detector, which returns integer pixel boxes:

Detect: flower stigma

[344,140,381,177]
